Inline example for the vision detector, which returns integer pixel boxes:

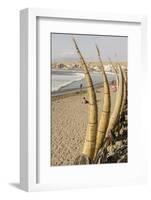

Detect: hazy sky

[51,33,128,63]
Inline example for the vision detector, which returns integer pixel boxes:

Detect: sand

[51,87,116,166]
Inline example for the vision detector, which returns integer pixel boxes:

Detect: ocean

[51,69,115,96]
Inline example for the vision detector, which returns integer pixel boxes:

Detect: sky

[51,33,128,63]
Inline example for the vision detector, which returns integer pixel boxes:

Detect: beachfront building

[104,64,113,72]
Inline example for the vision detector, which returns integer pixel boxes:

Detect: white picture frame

[20,8,147,192]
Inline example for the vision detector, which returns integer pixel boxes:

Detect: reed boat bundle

[109,58,127,116]
[120,66,127,115]
[105,64,124,136]
[73,38,126,164]
[73,38,98,163]
[94,46,111,159]
[94,64,124,162]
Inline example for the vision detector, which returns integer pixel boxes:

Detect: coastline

[51,69,116,97]
[52,82,104,98]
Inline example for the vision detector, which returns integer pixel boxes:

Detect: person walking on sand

[80,83,83,90]
[80,83,83,96]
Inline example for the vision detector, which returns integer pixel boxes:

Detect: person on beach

[82,97,89,104]
[111,80,117,92]
[80,83,83,90]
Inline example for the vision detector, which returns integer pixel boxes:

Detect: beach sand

[51,87,116,166]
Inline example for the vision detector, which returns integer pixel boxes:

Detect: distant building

[104,64,112,72]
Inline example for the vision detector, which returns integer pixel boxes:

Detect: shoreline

[52,69,116,98]
[51,83,103,99]
[51,80,114,98]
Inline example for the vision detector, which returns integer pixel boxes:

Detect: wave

[51,69,116,94]
[52,71,84,92]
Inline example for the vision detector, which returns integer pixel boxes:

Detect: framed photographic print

[20,8,147,191]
